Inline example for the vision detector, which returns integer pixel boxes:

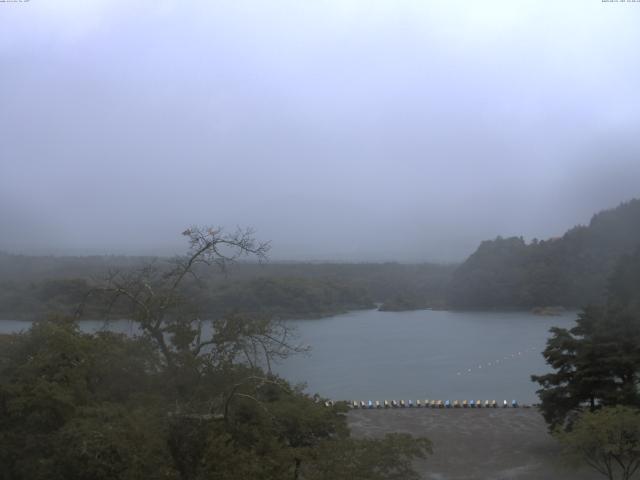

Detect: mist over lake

[276,309,578,403]
[3,1,640,478]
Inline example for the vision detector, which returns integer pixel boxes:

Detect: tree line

[449,199,640,309]
[533,246,640,480]
[0,227,431,480]
[3,199,639,317]
[0,253,454,320]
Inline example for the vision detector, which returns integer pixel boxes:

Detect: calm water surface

[276,309,577,403]
[1,309,576,403]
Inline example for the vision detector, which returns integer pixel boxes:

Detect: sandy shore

[348,408,602,480]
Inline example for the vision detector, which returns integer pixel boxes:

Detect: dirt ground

[348,408,603,480]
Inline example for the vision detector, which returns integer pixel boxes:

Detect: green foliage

[196,276,375,319]
[555,406,640,480]
[0,254,455,321]
[0,316,431,479]
[450,199,640,308]
[0,228,432,478]
[0,317,171,480]
[532,247,640,431]
[54,405,176,480]
[304,433,432,480]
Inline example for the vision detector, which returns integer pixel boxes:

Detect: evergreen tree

[532,247,640,430]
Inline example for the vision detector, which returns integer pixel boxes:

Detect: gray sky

[1,0,640,261]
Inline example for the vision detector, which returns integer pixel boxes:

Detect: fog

[1,0,639,261]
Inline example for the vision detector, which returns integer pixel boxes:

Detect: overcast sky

[1,0,639,261]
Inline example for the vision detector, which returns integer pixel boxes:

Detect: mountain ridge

[448,198,640,309]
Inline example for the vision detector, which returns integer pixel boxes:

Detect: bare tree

[78,226,306,373]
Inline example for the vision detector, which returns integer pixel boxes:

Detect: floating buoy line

[455,346,539,377]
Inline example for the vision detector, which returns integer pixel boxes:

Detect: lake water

[275,309,578,403]
[0,309,577,404]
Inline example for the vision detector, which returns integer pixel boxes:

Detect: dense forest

[529,246,640,479]
[0,253,454,320]
[532,244,640,429]
[448,199,640,309]
[1,199,639,320]
[0,228,431,479]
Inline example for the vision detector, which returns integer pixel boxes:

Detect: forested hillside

[0,228,432,479]
[6,198,637,317]
[0,255,454,320]
[448,199,640,309]
[532,245,640,430]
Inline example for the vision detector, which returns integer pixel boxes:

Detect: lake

[275,309,578,403]
[0,309,577,404]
